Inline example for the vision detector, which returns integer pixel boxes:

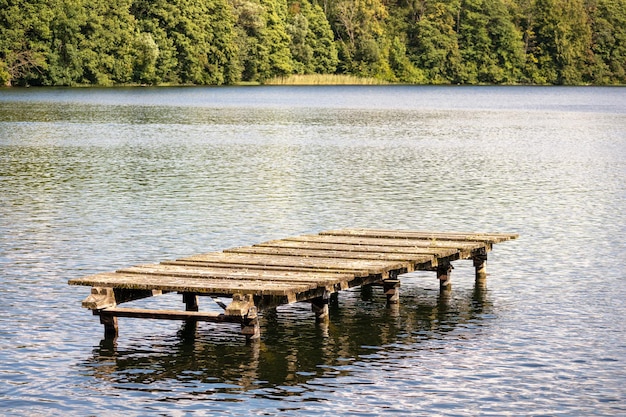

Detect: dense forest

[1,0,625,86]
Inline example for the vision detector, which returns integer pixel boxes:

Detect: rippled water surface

[1,86,625,416]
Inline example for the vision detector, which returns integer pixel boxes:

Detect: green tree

[287,6,313,73]
[46,0,89,85]
[231,0,293,82]
[329,0,393,79]
[131,1,178,84]
[456,0,525,83]
[530,0,592,84]
[408,1,463,83]
[132,32,160,84]
[286,0,338,74]
[230,0,265,81]
[132,0,240,85]
[44,0,138,86]
[77,0,138,85]
[261,0,294,79]
[2,0,624,86]
[389,36,426,83]
[0,0,52,86]
[588,0,626,84]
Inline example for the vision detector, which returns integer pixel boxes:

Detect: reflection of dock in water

[88,283,494,390]
[69,228,517,341]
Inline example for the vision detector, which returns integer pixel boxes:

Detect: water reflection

[85,279,491,393]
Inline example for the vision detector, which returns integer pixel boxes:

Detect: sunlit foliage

[1,0,624,85]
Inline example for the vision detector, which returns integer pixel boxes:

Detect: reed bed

[265,74,389,85]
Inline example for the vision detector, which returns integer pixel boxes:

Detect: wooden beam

[225,294,260,341]
[225,294,255,316]
[82,287,116,309]
[81,287,165,310]
[95,308,241,323]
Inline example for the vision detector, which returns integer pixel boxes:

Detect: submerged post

[473,248,488,283]
[99,312,118,339]
[383,280,401,305]
[311,290,331,322]
[182,293,199,312]
[225,294,260,341]
[241,307,260,341]
[437,261,453,291]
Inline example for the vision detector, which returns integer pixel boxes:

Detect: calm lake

[1,85,625,416]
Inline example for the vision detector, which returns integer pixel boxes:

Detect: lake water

[1,85,625,416]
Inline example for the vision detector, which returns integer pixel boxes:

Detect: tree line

[1,0,625,86]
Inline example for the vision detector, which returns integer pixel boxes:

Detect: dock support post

[182,293,199,312]
[241,307,260,341]
[360,284,374,301]
[383,280,401,305]
[311,291,331,322]
[437,261,453,291]
[182,293,199,332]
[226,294,260,341]
[473,248,488,283]
[98,312,118,339]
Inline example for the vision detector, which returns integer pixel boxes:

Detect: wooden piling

[437,261,453,291]
[182,292,199,312]
[98,312,118,339]
[473,248,488,282]
[383,280,401,304]
[311,291,331,321]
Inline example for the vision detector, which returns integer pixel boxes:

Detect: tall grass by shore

[265,74,389,85]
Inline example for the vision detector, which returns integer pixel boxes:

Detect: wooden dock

[69,228,517,340]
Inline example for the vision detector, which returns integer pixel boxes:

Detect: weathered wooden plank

[320,228,519,243]
[255,239,459,257]
[117,264,349,285]
[282,234,487,250]
[224,245,435,264]
[161,260,373,277]
[177,251,408,274]
[69,272,318,296]
[322,228,518,240]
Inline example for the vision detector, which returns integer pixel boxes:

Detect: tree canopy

[1,0,624,86]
